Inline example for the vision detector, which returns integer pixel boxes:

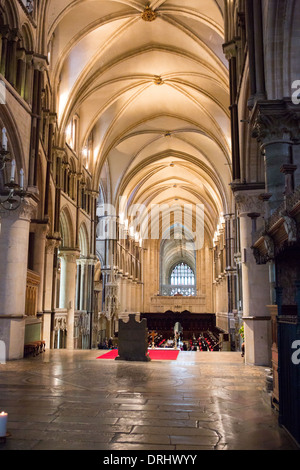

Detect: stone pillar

[224,213,236,314]
[24,52,33,105]
[16,48,27,97]
[251,101,299,213]
[0,26,9,77]
[223,41,241,181]
[75,262,81,310]
[29,55,47,187]
[59,249,80,350]
[244,0,256,107]
[7,29,19,88]
[235,190,272,366]
[252,0,266,101]
[121,276,127,313]
[79,260,87,311]
[43,236,60,350]
[32,222,49,314]
[0,198,36,359]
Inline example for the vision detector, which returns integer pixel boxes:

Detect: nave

[0,0,299,449]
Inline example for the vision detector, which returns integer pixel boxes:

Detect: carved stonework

[280,211,297,242]
[154,75,164,85]
[18,197,38,222]
[55,316,67,331]
[59,249,80,264]
[46,234,61,254]
[53,147,66,160]
[235,191,264,216]
[251,100,300,144]
[252,233,274,265]
[263,234,275,259]
[32,54,48,72]
[141,5,157,22]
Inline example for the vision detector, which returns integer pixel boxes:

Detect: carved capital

[53,147,66,160]
[235,191,264,216]
[32,54,48,72]
[18,197,37,222]
[46,234,61,254]
[222,39,238,61]
[59,248,80,264]
[251,100,300,144]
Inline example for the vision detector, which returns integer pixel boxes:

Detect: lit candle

[2,127,7,151]
[10,159,16,182]
[20,168,24,190]
[0,412,7,437]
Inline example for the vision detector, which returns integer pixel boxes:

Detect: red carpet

[97,349,179,361]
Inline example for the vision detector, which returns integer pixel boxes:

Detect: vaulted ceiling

[47,0,231,241]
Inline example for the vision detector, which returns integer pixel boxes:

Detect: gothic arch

[0,107,25,186]
[78,222,90,258]
[59,205,75,249]
[239,70,264,184]
[21,22,35,51]
[0,0,19,29]
[264,0,300,99]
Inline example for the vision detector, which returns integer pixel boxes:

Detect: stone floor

[0,350,298,451]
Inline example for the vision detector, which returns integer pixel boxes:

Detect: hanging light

[0,129,27,211]
[0,162,27,211]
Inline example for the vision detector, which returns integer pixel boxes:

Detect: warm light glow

[59,91,68,122]
[93,145,100,164]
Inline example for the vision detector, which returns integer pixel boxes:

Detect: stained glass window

[163,263,196,296]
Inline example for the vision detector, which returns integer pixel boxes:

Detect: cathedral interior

[0,0,299,451]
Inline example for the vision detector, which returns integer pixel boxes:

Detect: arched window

[168,263,196,296]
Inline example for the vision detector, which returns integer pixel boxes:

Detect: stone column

[223,41,241,182]
[43,235,60,349]
[224,213,237,314]
[235,190,272,366]
[120,276,127,314]
[16,48,27,97]
[32,222,50,314]
[0,26,9,77]
[75,262,81,310]
[252,0,266,101]
[29,55,47,187]
[79,260,87,311]
[244,0,256,107]
[59,249,80,350]
[251,101,299,213]
[0,198,37,359]
[24,52,33,105]
[7,29,19,88]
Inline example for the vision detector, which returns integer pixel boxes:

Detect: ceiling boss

[141,4,158,22]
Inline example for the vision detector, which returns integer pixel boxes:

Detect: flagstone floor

[0,350,298,451]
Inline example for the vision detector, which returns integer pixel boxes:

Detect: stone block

[116,314,151,362]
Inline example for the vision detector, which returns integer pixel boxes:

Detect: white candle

[20,168,24,190]
[2,128,7,151]
[10,159,16,182]
[0,412,7,437]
